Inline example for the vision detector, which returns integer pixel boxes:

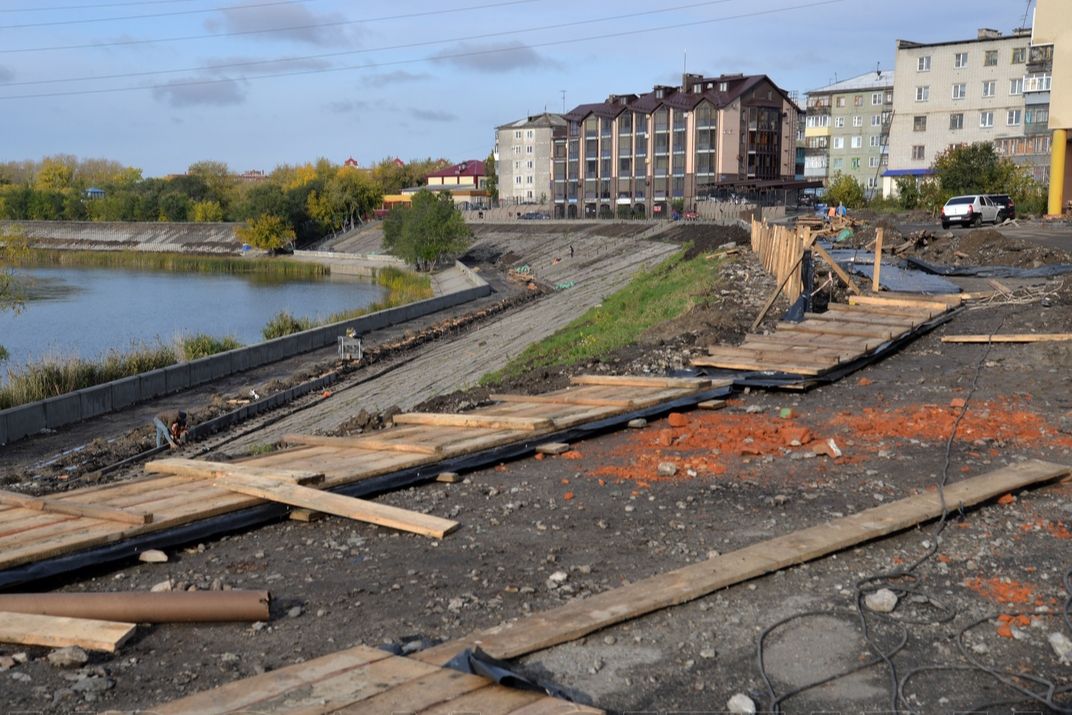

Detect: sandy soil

[2,218,1072,715]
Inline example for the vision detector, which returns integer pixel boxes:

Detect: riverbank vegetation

[485,246,716,381]
[25,249,328,276]
[0,334,241,410]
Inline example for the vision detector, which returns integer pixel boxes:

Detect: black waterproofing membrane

[0,385,732,590]
[445,647,576,701]
[901,257,1072,279]
[822,245,961,294]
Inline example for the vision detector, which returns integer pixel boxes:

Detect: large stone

[864,588,899,614]
[47,647,89,669]
[727,693,756,713]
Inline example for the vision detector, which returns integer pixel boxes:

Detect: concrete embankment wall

[6,220,244,254]
[0,263,490,445]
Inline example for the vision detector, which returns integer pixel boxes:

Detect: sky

[0,0,1038,179]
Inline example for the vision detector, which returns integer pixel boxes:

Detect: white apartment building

[494,113,565,205]
[885,28,1036,196]
[804,70,894,197]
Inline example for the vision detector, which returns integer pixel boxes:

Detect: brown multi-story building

[554,73,800,219]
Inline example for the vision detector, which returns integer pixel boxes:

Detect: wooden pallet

[0,376,722,576]
[692,294,959,377]
[144,644,603,715]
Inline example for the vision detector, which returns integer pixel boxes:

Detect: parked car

[940,195,1001,229]
[684,210,699,220]
[987,193,1015,221]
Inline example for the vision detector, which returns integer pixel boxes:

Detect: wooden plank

[415,686,544,715]
[876,291,964,305]
[281,433,442,455]
[941,333,1072,344]
[847,294,952,312]
[873,227,883,290]
[569,374,715,390]
[148,646,398,715]
[415,460,1070,666]
[392,413,553,431]
[509,701,606,714]
[691,355,827,376]
[825,301,937,320]
[535,442,571,455]
[490,392,636,408]
[146,459,324,486]
[703,345,840,367]
[212,474,459,539]
[288,508,326,522]
[0,611,135,652]
[775,320,900,340]
[340,666,491,714]
[799,310,919,327]
[740,335,882,355]
[0,488,152,526]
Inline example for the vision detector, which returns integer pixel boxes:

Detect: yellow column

[1049,128,1067,216]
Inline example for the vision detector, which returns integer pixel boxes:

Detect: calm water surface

[0,266,388,367]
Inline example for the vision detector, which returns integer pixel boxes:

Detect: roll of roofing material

[0,591,270,623]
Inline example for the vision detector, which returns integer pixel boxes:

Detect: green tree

[34,155,77,191]
[187,160,238,214]
[381,189,472,269]
[192,200,224,222]
[894,175,920,210]
[824,171,865,209]
[234,214,296,252]
[0,224,31,361]
[924,142,1043,215]
[483,152,498,203]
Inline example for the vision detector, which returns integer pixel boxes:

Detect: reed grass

[27,249,328,277]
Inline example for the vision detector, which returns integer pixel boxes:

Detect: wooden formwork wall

[750,218,805,304]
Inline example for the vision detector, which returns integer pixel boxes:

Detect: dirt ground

[2,218,1072,715]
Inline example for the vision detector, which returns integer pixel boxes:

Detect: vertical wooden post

[872,228,884,292]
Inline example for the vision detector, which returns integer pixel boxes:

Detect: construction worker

[154,410,188,448]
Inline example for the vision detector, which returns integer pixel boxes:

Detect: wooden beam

[847,295,952,312]
[212,474,459,539]
[942,333,1072,344]
[569,374,715,390]
[0,611,135,652]
[414,459,1070,666]
[0,488,152,526]
[774,321,899,340]
[145,459,324,486]
[282,433,442,455]
[872,227,883,290]
[391,413,553,431]
[811,242,861,294]
[691,355,827,376]
[490,393,636,408]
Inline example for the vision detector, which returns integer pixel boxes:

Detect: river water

[0,265,388,368]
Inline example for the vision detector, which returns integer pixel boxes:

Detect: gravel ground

[1,220,1071,715]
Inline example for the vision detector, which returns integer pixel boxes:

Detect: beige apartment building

[804,70,895,197]
[885,28,1037,196]
[1033,0,1070,213]
[553,73,800,219]
[494,113,565,205]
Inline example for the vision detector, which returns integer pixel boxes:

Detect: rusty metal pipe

[0,591,270,623]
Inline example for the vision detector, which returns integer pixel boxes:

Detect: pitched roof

[427,159,485,179]
[807,70,895,96]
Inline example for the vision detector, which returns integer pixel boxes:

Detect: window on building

[853,115,863,127]
[980,111,994,127]
[854,95,863,106]
[916,86,929,101]
[882,154,889,166]
[832,158,843,169]
[984,50,998,66]
[513,146,522,155]
[913,115,927,131]
[912,145,925,160]
[872,93,883,105]
[834,116,845,128]
[950,113,964,129]
[836,96,846,107]
[833,137,844,149]
[918,56,931,71]
[514,176,522,185]
[851,136,862,148]
[850,157,861,170]
[952,83,966,99]
[1007,109,1022,126]
[867,177,879,189]
[1010,78,1023,95]
[871,114,882,126]
[1024,74,1052,92]
[526,145,534,154]
[526,129,534,139]
[514,161,521,170]
[805,115,830,128]
[1026,107,1049,124]
[1012,47,1026,63]
[514,130,522,139]
[870,135,882,147]
[982,80,996,97]
[869,156,880,168]
[807,136,829,149]
[527,160,534,169]
[954,52,968,68]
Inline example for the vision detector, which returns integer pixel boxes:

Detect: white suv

[941,194,1001,229]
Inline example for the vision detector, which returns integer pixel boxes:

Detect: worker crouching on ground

[154,410,188,448]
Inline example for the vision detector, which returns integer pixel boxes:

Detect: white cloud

[206,1,358,47]
[431,41,557,73]
[151,76,247,107]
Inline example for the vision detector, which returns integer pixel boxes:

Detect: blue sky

[0,0,1037,178]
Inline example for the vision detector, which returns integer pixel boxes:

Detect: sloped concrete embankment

[8,220,244,254]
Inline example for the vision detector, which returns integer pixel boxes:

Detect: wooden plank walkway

[144,644,604,715]
[692,293,961,377]
[0,376,721,576]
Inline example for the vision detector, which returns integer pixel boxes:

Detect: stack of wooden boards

[693,293,962,378]
[0,375,723,581]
